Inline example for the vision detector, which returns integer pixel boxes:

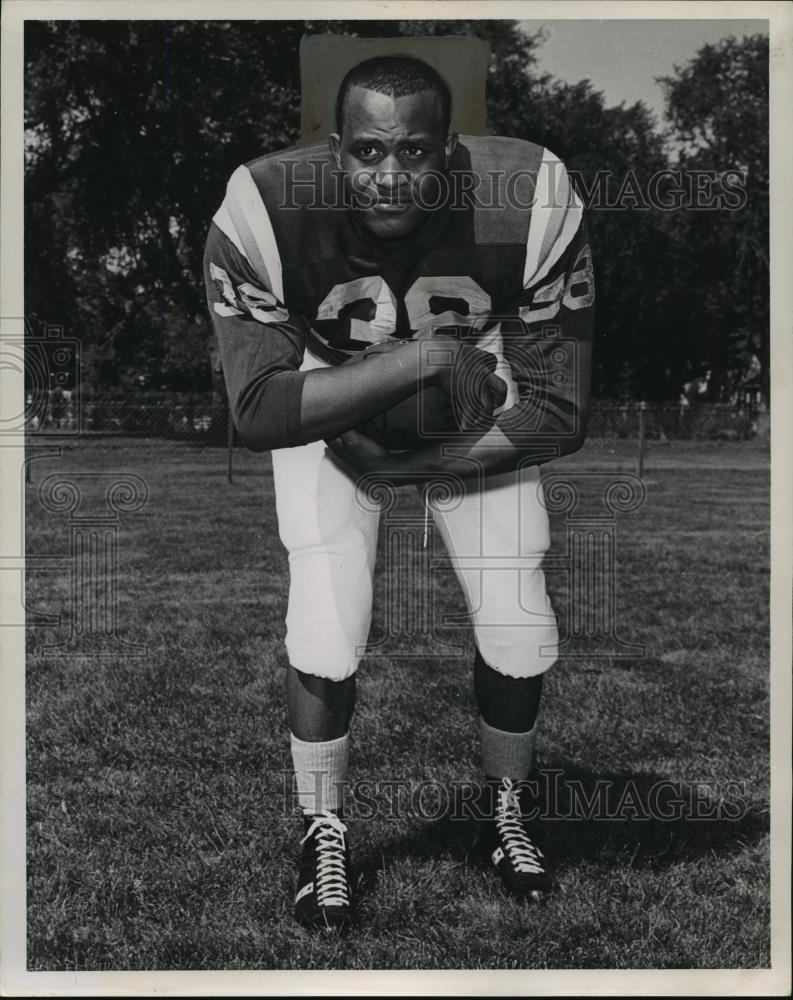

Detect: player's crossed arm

[204,224,504,453]
[301,338,506,444]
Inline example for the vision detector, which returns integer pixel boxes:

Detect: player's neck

[349,202,451,259]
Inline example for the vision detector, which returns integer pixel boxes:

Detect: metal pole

[637,401,646,479]
[227,404,234,484]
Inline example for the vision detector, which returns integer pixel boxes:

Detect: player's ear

[444,132,458,168]
[329,132,343,169]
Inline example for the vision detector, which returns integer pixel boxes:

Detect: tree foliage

[24,21,769,401]
[659,34,769,402]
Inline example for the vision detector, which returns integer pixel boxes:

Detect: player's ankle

[302,805,344,829]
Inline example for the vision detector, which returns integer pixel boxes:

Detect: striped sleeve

[522,148,585,292]
[495,150,594,457]
[203,166,311,452]
[217,165,285,303]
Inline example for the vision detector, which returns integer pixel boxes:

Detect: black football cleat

[294,810,353,930]
[479,777,554,902]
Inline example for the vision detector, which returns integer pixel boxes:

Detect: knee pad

[285,637,362,682]
[475,616,559,679]
[283,525,374,682]
[472,568,559,679]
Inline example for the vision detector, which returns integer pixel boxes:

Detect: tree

[25,20,308,390]
[658,34,769,403]
[509,79,674,398]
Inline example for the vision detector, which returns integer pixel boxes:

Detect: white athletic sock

[479,716,537,781]
[289,732,349,815]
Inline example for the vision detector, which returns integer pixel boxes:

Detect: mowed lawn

[25,437,770,971]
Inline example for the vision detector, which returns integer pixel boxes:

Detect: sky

[520,19,768,123]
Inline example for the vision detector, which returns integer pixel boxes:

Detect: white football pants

[270,353,559,681]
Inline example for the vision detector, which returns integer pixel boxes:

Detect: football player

[204,54,594,930]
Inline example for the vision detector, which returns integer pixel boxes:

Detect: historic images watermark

[31,472,150,657]
[277,771,748,823]
[276,159,748,213]
[3,316,149,655]
[1,318,80,435]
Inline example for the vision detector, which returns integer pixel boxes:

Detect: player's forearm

[226,338,431,453]
[298,344,430,442]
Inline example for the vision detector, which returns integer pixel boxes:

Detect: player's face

[330,86,457,240]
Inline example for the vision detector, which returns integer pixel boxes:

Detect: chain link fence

[24,391,770,474]
[25,391,230,445]
[582,400,769,473]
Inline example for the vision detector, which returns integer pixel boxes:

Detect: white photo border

[1,1,791,995]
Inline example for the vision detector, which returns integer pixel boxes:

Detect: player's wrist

[416,336,459,391]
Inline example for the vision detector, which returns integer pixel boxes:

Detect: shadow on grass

[351,761,768,884]
[538,760,768,871]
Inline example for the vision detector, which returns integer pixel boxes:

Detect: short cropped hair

[334,55,453,134]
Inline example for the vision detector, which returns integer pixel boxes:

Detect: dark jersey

[203,135,594,454]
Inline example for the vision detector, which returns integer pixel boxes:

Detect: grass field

[25,437,770,970]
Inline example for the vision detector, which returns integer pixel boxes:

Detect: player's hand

[325,428,395,476]
[420,336,508,429]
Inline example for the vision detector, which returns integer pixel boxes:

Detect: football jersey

[203,135,594,453]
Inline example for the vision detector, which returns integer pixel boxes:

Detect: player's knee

[283,610,368,685]
[476,624,559,679]
[285,637,362,682]
[284,593,370,681]
[290,658,361,682]
[284,555,371,682]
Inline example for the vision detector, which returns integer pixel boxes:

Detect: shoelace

[495,778,545,875]
[301,811,350,907]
